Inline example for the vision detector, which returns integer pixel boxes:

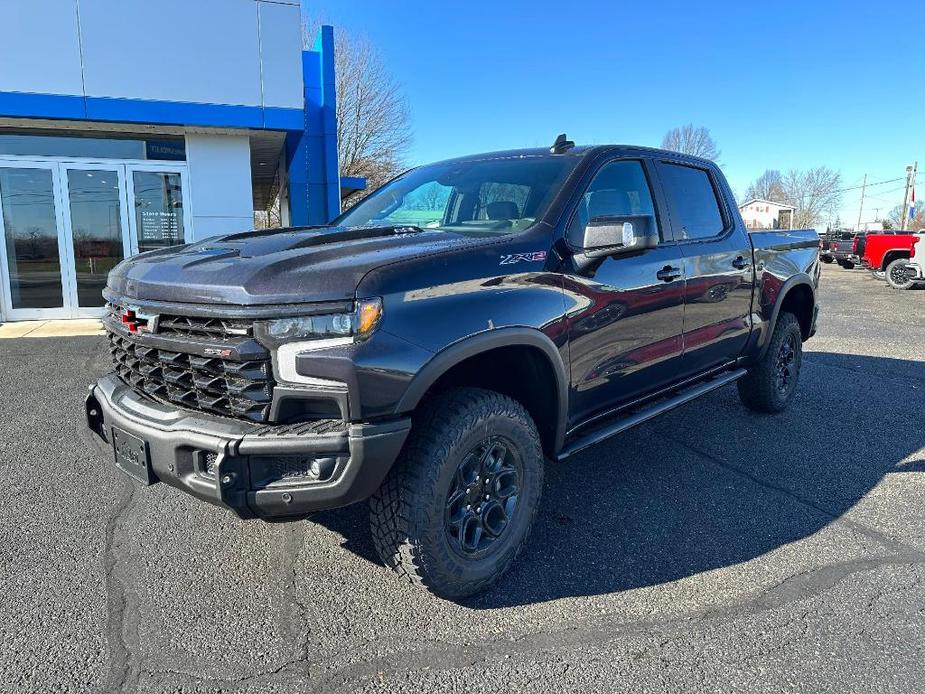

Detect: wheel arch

[759,275,815,360]
[882,250,911,270]
[396,328,569,457]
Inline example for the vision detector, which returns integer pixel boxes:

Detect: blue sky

[306,0,924,225]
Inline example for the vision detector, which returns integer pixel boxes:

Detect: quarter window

[659,164,725,240]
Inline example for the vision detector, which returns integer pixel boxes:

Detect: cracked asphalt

[1,262,923,693]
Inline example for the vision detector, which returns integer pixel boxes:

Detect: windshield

[334,156,578,236]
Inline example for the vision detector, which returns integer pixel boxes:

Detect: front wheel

[885,258,915,290]
[737,312,803,414]
[369,387,544,599]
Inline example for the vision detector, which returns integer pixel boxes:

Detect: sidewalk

[0,319,104,339]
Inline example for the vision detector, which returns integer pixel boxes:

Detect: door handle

[656,265,682,282]
[732,255,751,270]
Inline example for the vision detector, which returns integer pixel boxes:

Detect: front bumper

[905,262,924,281]
[85,373,410,519]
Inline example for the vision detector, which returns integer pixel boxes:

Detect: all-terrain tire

[885,258,915,290]
[369,387,544,599]
[737,312,803,414]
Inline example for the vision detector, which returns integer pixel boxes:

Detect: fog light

[310,457,337,481]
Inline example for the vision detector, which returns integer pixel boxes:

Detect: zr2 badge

[499,251,547,266]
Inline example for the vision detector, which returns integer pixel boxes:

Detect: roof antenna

[550,133,575,154]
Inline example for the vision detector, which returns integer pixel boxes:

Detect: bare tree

[888,203,925,231]
[780,167,843,229]
[744,169,786,203]
[661,124,720,161]
[304,23,413,207]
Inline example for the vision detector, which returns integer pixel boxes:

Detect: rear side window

[659,163,725,240]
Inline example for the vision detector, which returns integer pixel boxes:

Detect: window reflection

[0,168,63,310]
[67,169,124,307]
[133,171,185,253]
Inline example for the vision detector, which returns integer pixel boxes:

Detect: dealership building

[0,0,357,323]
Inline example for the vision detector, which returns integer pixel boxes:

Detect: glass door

[126,165,190,255]
[0,159,190,321]
[0,162,71,320]
[61,164,132,315]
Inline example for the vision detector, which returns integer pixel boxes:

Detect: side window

[658,163,725,240]
[567,160,660,245]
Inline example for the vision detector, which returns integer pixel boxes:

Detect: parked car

[84,137,820,598]
[862,231,922,289]
[830,230,863,268]
[896,233,925,288]
[819,231,835,263]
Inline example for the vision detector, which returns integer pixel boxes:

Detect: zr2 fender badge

[499,251,547,266]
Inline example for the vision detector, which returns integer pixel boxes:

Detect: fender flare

[396,327,570,454]
[758,273,815,360]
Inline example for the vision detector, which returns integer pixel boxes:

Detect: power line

[838,177,905,193]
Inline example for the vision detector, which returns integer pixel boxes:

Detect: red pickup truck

[861,232,924,289]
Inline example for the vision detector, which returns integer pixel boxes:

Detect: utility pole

[856,173,867,230]
[900,162,917,231]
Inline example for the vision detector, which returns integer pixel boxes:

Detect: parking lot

[1,262,922,693]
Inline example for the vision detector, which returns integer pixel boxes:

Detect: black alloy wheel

[444,437,522,557]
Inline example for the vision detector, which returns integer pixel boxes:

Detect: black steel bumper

[85,373,410,520]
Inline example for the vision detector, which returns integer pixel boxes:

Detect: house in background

[738,198,795,230]
[0,0,362,323]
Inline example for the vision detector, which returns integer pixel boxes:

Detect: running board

[557,369,747,460]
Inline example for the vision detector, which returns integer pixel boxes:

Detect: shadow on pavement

[313,353,925,608]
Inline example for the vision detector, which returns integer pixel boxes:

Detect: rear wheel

[885,258,915,290]
[837,259,855,269]
[369,387,544,599]
[737,312,803,414]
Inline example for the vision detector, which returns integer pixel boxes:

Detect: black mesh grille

[107,331,275,423]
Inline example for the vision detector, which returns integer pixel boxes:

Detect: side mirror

[578,214,658,257]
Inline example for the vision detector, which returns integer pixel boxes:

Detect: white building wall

[185,134,254,241]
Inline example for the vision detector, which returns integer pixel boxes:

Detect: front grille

[157,314,254,339]
[106,302,254,340]
[107,331,275,422]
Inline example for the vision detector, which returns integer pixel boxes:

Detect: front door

[61,163,132,315]
[0,160,189,321]
[564,158,686,426]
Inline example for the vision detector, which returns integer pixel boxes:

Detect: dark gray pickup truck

[86,137,820,598]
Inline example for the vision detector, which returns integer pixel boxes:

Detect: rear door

[655,160,753,375]
[563,157,686,425]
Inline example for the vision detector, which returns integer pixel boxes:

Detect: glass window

[567,160,660,245]
[67,169,124,308]
[0,167,64,310]
[334,156,579,237]
[659,164,725,240]
[0,131,185,161]
[133,171,185,253]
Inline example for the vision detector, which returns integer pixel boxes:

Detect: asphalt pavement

[1,262,923,693]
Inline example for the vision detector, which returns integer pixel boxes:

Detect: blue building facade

[0,0,355,322]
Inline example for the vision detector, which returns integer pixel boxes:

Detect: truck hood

[107,225,481,305]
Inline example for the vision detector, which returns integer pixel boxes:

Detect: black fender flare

[758,273,816,360]
[396,327,569,454]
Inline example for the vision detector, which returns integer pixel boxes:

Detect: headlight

[264,298,382,341]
